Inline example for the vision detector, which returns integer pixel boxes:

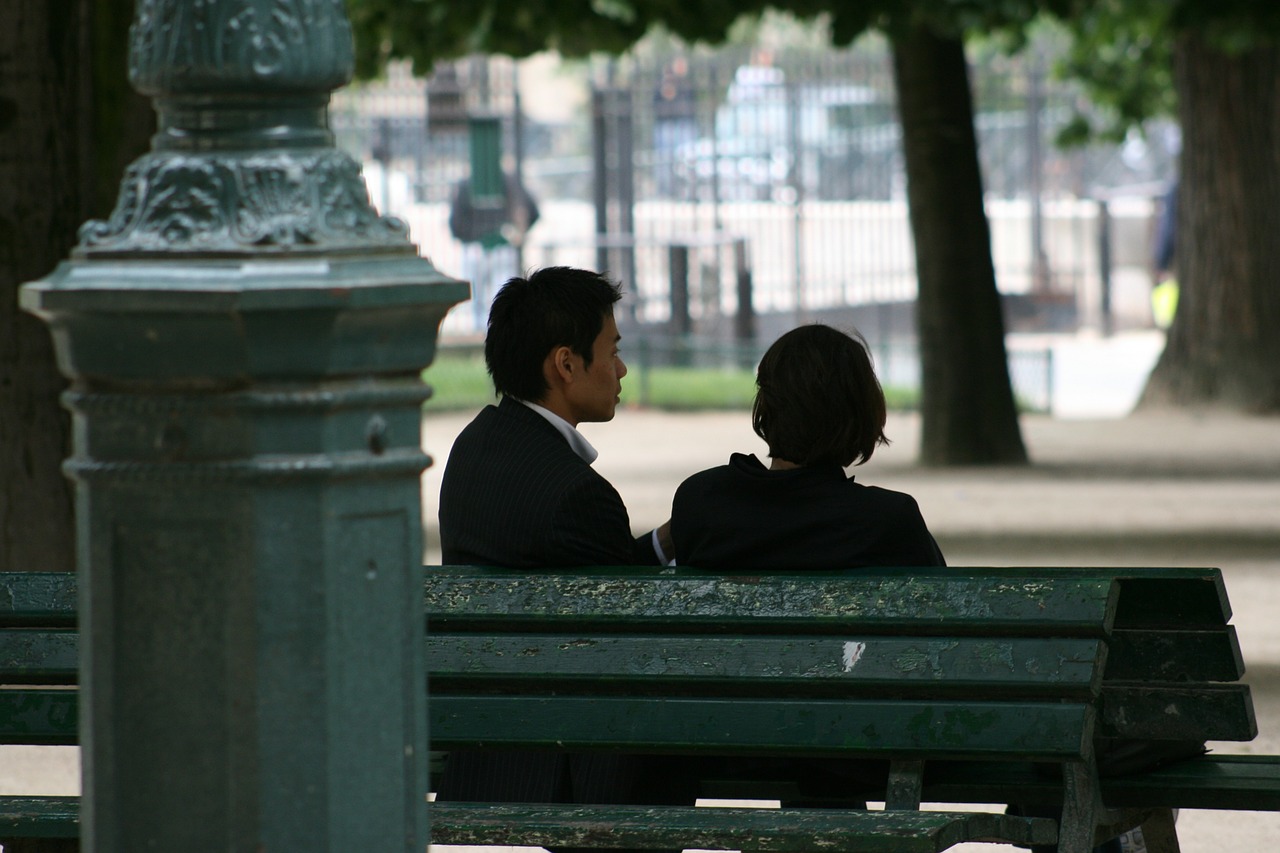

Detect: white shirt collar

[517,399,599,464]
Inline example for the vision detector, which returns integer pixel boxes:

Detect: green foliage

[1048,0,1280,144]
[1171,1,1280,50]
[1050,0,1175,143]
[344,0,1078,77]
[343,0,1280,138]
[422,351,497,412]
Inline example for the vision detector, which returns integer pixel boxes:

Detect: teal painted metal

[1099,684,1257,741]
[422,568,1119,634]
[0,574,76,626]
[0,631,77,681]
[429,802,1059,852]
[0,691,77,744]
[426,634,1105,695]
[430,695,1095,760]
[0,797,79,839]
[468,116,506,203]
[1107,626,1245,682]
[2,567,1279,850]
[925,754,1280,813]
[18,1,466,850]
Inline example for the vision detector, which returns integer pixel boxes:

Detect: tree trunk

[1139,34,1280,411]
[0,0,150,573]
[891,25,1028,465]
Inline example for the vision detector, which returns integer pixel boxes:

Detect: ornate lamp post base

[22,2,467,849]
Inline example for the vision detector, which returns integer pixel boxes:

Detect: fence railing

[335,38,1177,348]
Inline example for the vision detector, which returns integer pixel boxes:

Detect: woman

[670,323,944,568]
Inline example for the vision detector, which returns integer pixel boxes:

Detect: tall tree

[0,0,151,571]
[347,0,1047,464]
[1057,1,1280,410]
[893,24,1027,463]
[1147,31,1280,409]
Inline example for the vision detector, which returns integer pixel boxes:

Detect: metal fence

[331,33,1177,388]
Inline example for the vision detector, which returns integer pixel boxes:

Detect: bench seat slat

[924,755,1280,812]
[1099,754,1280,810]
[424,570,1117,634]
[0,796,79,838]
[0,691,78,744]
[428,802,1059,853]
[1099,684,1257,741]
[427,635,1105,695]
[430,696,1093,760]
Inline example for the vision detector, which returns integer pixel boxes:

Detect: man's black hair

[484,267,622,403]
[752,324,888,467]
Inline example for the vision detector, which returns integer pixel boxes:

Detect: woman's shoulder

[843,478,926,514]
[678,453,765,485]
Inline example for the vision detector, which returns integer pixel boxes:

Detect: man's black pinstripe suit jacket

[434,395,669,807]
[439,395,657,568]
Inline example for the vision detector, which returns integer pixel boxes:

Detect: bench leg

[885,759,924,811]
[1058,758,1106,853]
[1133,808,1180,853]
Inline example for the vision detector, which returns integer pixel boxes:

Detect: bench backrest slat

[1100,684,1257,741]
[862,567,1231,628]
[424,570,1118,635]
[1106,626,1244,682]
[427,634,1105,698]
[0,630,78,682]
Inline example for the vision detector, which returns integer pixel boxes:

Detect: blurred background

[330,24,1180,418]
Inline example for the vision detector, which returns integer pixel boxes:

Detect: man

[440,265,666,568]
[436,266,678,809]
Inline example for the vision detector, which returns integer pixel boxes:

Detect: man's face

[565,313,627,425]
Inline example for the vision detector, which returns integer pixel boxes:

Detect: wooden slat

[0,691,78,744]
[430,695,1093,761]
[1113,573,1232,628]
[0,631,78,683]
[48,622,1239,693]
[427,634,1105,697]
[1106,627,1244,682]
[865,567,1232,628]
[428,801,1059,853]
[924,755,1280,812]
[1099,684,1257,741]
[424,569,1118,635]
[1100,754,1280,811]
[0,575,76,627]
[0,797,79,838]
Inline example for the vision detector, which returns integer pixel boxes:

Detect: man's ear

[548,345,578,385]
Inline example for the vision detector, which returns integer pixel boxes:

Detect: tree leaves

[343,0,1067,76]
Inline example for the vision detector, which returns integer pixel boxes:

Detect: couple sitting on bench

[433,265,1197,853]
[438,264,944,574]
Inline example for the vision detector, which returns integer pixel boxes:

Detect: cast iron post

[20,1,467,850]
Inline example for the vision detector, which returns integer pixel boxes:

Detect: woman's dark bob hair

[751,324,888,467]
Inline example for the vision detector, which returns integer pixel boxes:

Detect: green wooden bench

[422,566,1274,853]
[1,567,1277,853]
